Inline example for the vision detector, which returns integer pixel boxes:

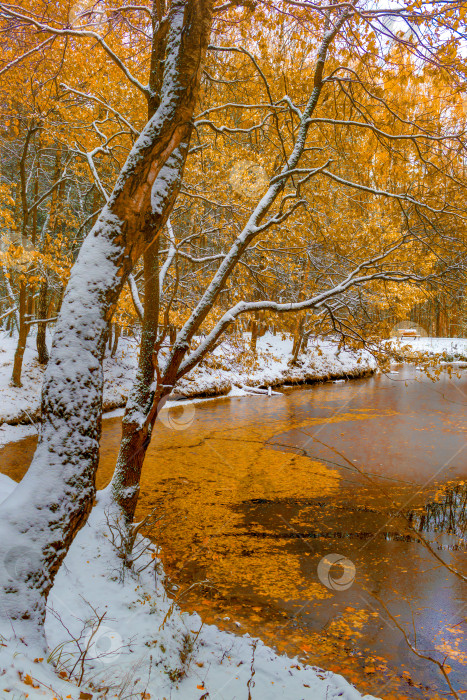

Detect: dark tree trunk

[11,282,30,386]
[36,279,49,365]
[111,238,161,520]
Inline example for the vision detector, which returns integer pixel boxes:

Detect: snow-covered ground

[388,336,467,360]
[0,329,376,437]
[0,331,383,698]
[0,331,138,427]
[0,475,380,700]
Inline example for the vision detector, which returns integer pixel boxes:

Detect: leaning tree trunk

[111,237,164,521]
[0,0,213,647]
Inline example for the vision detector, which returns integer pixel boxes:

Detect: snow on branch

[128,274,144,321]
[306,118,465,142]
[0,5,150,96]
[319,169,465,216]
[60,84,140,136]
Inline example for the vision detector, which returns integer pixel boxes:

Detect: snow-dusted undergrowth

[388,336,467,360]
[0,330,376,437]
[0,475,380,699]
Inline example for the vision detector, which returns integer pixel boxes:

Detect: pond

[1,366,466,699]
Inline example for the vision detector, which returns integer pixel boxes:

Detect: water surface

[1,366,466,699]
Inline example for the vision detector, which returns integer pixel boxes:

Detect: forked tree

[0,0,465,651]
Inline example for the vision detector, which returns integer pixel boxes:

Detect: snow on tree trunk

[0,0,213,647]
[112,238,163,521]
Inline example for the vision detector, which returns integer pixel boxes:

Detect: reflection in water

[0,366,466,699]
[410,482,467,542]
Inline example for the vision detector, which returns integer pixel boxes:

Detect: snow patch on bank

[178,334,375,398]
[0,475,380,700]
[0,331,376,430]
[389,336,467,359]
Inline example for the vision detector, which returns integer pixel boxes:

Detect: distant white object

[267,386,272,396]
[333,379,345,383]
[397,329,420,338]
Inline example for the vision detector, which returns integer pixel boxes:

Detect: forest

[0,0,466,698]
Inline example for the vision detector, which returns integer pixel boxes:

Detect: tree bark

[290,316,305,365]
[111,323,121,356]
[111,237,162,520]
[250,313,258,353]
[36,278,49,365]
[11,125,38,386]
[11,281,31,386]
[0,0,213,647]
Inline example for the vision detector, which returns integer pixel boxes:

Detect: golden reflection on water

[1,371,466,699]
[131,405,389,602]
[124,397,419,697]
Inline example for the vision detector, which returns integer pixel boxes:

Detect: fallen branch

[238,384,281,396]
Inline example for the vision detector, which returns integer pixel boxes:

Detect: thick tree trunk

[0,0,213,646]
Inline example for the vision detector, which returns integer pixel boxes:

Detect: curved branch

[0,5,149,96]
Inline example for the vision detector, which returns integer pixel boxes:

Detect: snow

[0,475,380,700]
[0,329,384,697]
[0,330,139,429]
[388,336,467,358]
[177,333,376,398]
[0,330,376,432]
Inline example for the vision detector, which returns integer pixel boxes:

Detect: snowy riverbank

[0,330,376,430]
[388,336,467,361]
[0,331,384,698]
[0,474,380,700]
